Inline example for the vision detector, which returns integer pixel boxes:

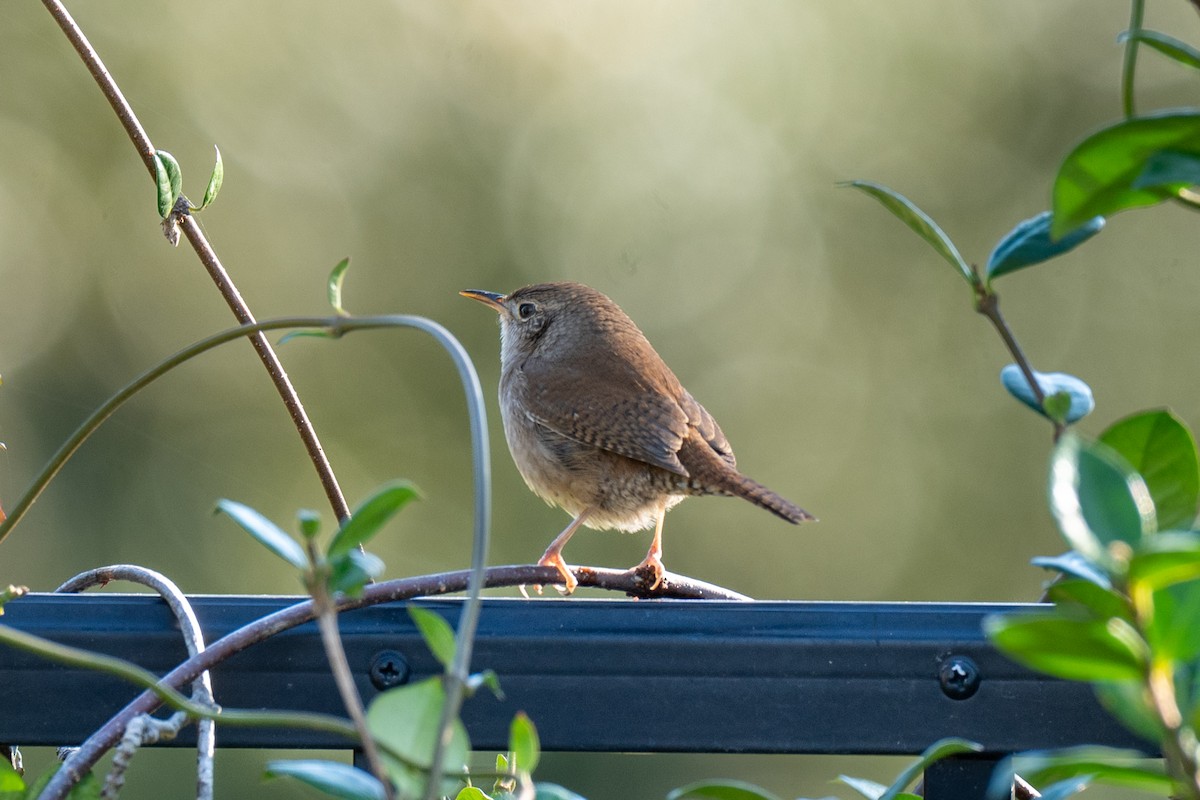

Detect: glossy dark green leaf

[879,738,982,800]
[1093,680,1161,744]
[1048,435,1155,566]
[985,613,1147,681]
[328,481,420,561]
[408,604,456,669]
[1099,409,1199,530]
[153,150,183,218]
[264,760,386,800]
[1128,531,1200,589]
[329,548,385,597]
[195,145,223,211]
[366,677,470,799]
[1052,111,1200,237]
[509,712,540,774]
[1145,580,1200,661]
[1001,366,1094,424]
[1118,29,1200,70]
[1045,579,1132,623]
[215,499,309,570]
[329,257,351,316]
[986,211,1104,280]
[667,780,783,800]
[839,180,974,285]
[1032,552,1112,588]
[1134,150,1200,190]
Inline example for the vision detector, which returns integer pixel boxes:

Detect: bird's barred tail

[731,474,815,524]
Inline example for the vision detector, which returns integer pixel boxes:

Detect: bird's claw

[535,551,578,594]
[629,552,665,591]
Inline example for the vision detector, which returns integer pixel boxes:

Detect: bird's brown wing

[519,348,694,476]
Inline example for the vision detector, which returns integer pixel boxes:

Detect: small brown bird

[461,282,813,593]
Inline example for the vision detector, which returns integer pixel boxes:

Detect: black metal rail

[0,595,1147,798]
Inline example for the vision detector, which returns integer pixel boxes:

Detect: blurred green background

[1,1,1196,798]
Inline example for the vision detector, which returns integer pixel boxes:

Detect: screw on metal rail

[938,655,981,700]
[368,650,410,690]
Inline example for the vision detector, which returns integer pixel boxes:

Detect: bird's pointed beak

[459,289,507,314]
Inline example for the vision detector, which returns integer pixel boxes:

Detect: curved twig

[56,566,215,800]
[39,565,748,800]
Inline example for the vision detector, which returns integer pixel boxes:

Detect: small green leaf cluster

[153,146,222,219]
[216,480,418,598]
[986,410,1200,798]
[667,738,981,800]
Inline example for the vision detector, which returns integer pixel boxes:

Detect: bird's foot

[536,551,578,595]
[628,551,665,591]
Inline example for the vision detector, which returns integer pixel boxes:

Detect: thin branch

[974,287,1065,441]
[40,0,350,523]
[36,565,749,800]
[308,551,394,799]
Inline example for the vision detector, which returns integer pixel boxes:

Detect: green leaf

[264,760,386,800]
[407,604,456,669]
[666,781,782,800]
[367,677,470,799]
[1000,366,1094,425]
[1118,29,1200,70]
[839,180,974,285]
[329,257,351,316]
[328,481,421,561]
[1006,747,1175,794]
[466,668,505,700]
[0,758,23,792]
[1093,680,1161,744]
[1128,530,1200,589]
[1099,409,1199,530]
[509,712,540,774]
[836,775,887,800]
[986,211,1104,280]
[1032,552,1112,588]
[1146,580,1200,661]
[1048,435,1156,568]
[195,145,223,211]
[985,613,1148,681]
[455,788,492,800]
[215,499,309,570]
[879,738,982,800]
[1032,776,1092,800]
[1134,150,1200,190]
[1052,111,1200,237]
[1044,579,1133,623]
[153,150,183,218]
[534,785,589,800]
[329,548,385,597]
[297,509,321,540]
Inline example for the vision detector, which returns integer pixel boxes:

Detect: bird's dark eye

[517,302,537,320]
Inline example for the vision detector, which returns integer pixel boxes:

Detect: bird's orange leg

[630,511,666,590]
[535,508,592,594]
